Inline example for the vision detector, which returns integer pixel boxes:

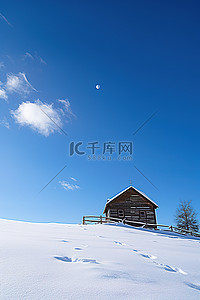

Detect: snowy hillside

[0,219,200,300]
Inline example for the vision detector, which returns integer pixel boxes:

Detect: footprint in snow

[140,254,157,260]
[132,249,156,259]
[158,263,187,274]
[185,282,200,291]
[114,241,126,246]
[54,256,99,264]
[132,250,187,275]
[74,258,99,264]
[55,256,72,262]
[74,247,82,251]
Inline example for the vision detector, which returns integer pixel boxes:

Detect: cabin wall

[106,191,157,225]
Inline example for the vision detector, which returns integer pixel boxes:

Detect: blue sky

[0,0,199,224]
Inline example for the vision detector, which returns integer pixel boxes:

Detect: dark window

[140,211,146,218]
[118,209,124,218]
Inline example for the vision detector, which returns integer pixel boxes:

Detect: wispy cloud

[6,72,37,95]
[11,100,63,136]
[23,52,34,60]
[59,181,80,191]
[5,55,14,63]
[39,56,47,65]
[58,99,76,120]
[0,13,12,27]
[0,118,10,129]
[22,52,47,65]
[70,177,77,182]
[0,88,8,101]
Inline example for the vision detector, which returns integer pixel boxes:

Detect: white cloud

[6,72,37,95]
[0,118,10,129]
[58,99,76,119]
[0,13,12,27]
[0,88,8,101]
[0,72,37,101]
[70,177,77,182]
[59,181,80,191]
[11,100,63,136]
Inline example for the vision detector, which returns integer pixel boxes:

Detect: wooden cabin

[103,186,158,225]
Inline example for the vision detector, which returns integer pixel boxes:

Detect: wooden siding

[105,188,157,225]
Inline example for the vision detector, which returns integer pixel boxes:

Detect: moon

[95,84,100,90]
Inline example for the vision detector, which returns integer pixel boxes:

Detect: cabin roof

[103,186,158,213]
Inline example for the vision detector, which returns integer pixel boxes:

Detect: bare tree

[175,200,199,232]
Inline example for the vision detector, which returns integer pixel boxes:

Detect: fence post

[83,216,85,225]
[100,215,102,224]
[169,225,173,231]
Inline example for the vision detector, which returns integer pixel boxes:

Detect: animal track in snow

[74,247,82,251]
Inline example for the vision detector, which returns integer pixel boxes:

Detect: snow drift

[0,219,200,299]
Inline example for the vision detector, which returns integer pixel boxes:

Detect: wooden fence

[82,215,200,238]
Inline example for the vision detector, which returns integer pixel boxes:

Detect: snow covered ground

[0,219,200,300]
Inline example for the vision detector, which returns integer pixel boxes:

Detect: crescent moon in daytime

[95,84,101,90]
